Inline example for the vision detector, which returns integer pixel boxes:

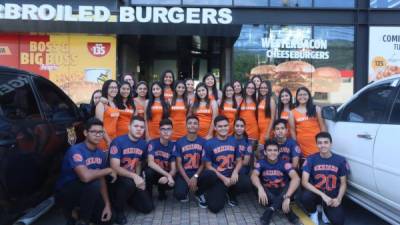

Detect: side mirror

[322,106,337,121]
[78,104,92,120]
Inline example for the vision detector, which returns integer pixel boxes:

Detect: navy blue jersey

[233,135,252,158]
[109,135,147,172]
[148,139,176,172]
[203,136,241,177]
[56,142,106,190]
[278,138,301,162]
[254,159,293,191]
[302,153,349,198]
[174,136,206,177]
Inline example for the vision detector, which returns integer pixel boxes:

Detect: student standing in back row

[115,82,136,137]
[170,80,190,141]
[276,88,294,138]
[145,82,169,140]
[289,87,326,158]
[238,81,259,146]
[219,83,238,135]
[257,80,275,147]
[134,81,148,118]
[190,83,218,139]
[161,70,175,103]
[203,73,222,101]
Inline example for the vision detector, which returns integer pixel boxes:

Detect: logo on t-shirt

[73,153,83,162]
[110,146,118,155]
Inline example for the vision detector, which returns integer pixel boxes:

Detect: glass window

[314,0,354,8]
[370,0,400,8]
[340,81,396,123]
[0,75,41,120]
[183,0,232,6]
[234,0,268,7]
[270,0,312,7]
[130,0,181,5]
[389,90,400,124]
[33,77,78,121]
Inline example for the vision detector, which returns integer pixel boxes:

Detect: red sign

[87,42,111,57]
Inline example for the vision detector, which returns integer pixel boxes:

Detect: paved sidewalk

[35,192,295,225]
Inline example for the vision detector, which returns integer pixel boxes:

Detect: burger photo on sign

[275,60,315,92]
[311,67,342,93]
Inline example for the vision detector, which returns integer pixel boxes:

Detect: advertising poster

[369,27,400,82]
[234,25,354,104]
[0,33,116,103]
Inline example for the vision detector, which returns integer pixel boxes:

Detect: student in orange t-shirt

[185,78,195,105]
[289,87,326,158]
[134,81,148,118]
[233,80,243,106]
[257,80,276,147]
[121,73,137,98]
[203,73,222,102]
[161,70,175,103]
[95,80,120,151]
[238,81,259,143]
[116,82,136,136]
[145,82,169,141]
[276,88,294,137]
[219,83,238,135]
[189,82,218,139]
[170,81,190,141]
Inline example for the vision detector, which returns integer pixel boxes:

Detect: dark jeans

[301,190,345,225]
[145,167,174,197]
[201,170,253,213]
[55,179,112,224]
[112,176,154,214]
[173,172,209,201]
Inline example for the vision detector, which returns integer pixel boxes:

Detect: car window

[389,90,400,124]
[340,80,396,123]
[0,74,41,120]
[33,77,78,121]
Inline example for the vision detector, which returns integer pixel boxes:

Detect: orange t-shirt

[292,109,321,157]
[147,102,163,139]
[194,104,213,138]
[257,99,272,145]
[98,105,119,151]
[134,99,145,118]
[219,102,237,135]
[239,101,259,141]
[116,106,134,137]
[164,88,173,103]
[170,100,187,140]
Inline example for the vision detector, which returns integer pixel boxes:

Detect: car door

[326,79,398,195]
[373,80,400,210]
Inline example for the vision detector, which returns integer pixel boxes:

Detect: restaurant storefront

[0,0,399,104]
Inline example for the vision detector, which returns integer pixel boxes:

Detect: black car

[0,66,86,225]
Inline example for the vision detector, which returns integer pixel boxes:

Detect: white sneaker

[321,209,330,224]
[309,212,319,225]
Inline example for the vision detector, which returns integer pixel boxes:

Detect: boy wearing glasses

[109,116,154,225]
[55,118,116,225]
[145,118,176,200]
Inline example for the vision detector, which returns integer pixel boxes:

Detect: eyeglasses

[109,86,118,90]
[88,130,105,136]
[160,128,172,132]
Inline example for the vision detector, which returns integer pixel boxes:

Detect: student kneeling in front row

[109,116,154,225]
[55,118,116,225]
[201,115,253,213]
[251,139,301,225]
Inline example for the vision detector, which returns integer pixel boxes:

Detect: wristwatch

[194,174,199,178]
[283,194,291,200]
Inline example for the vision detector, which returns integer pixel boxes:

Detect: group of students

[55,71,349,225]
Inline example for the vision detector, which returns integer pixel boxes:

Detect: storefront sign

[0,3,233,24]
[262,37,330,60]
[369,26,400,81]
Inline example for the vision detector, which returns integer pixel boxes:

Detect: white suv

[322,75,400,225]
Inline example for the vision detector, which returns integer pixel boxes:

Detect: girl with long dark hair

[289,87,326,158]
[251,75,262,96]
[115,81,136,136]
[238,81,259,142]
[233,80,243,106]
[134,81,148,118]
[276,88,294,137]
[89,89,102,116]
[257,80,276,146]
[145,81,169,140]
[95,80,120,151]
[170,80,190,141]
[233,118,252,174]
[121,73,137,97]
[161,70,175,103]
[185,78,195,104]
[189,82,218,139]
[219,83,238,135]
[203,73,222,102]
